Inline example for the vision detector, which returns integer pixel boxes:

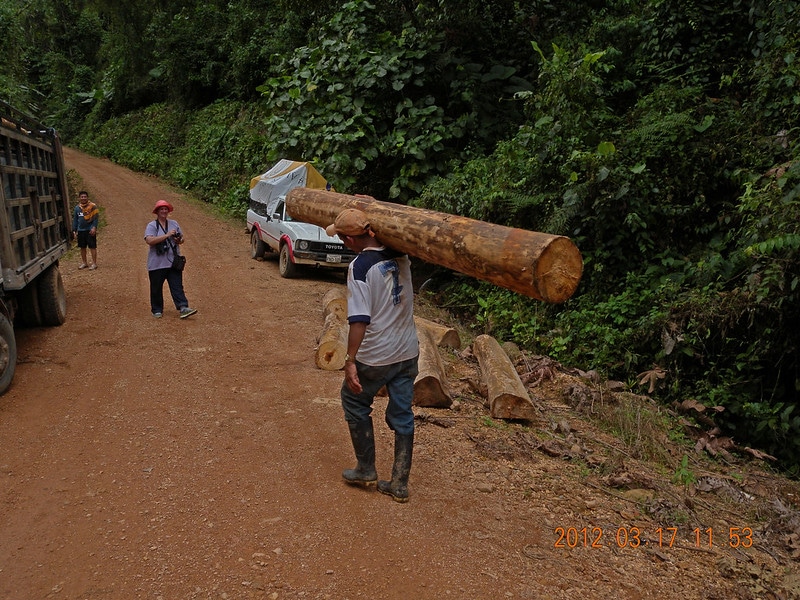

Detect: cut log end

[533,236,584,304]
[413,376,453,408]
[316,340,346,370]
[490,394,538,421]
[414,316,461,349]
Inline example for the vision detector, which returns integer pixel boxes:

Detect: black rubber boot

[378,432,414,503]
[342,418,377,487]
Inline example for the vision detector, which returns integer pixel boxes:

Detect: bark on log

[473,334,537,420]
[413,327,453,408]
[414,316,461,349]
[286,189,582,303]
[315,288,349,370]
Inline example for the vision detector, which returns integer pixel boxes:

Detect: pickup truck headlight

[297,240,309,250]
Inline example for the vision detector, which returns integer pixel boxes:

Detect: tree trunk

[414,316,461,349]
[286,189,582,303]
[413,326,453,408]
[322,287,347,321]
[472,334,537,420]
[315,288,349,370]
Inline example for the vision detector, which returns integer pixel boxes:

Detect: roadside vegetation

[1,0,799,471]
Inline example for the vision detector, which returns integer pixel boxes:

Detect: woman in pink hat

[143,200,197,319]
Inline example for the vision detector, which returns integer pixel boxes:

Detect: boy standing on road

[72,190,99,270]
[325,208,419,503]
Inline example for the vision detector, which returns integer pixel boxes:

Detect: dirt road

[0,149,795,599]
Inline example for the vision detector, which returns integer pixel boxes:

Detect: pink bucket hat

[152,200,174,214]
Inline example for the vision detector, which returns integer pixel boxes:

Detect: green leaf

[597,141,616,156]
[694,115,714,132]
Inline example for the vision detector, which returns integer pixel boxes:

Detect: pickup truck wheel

[0,313,17,394]
[37,265,67,326]
[250,229,267,259]
[279,244,298,278]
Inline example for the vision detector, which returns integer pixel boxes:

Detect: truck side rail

[0,100,72,291]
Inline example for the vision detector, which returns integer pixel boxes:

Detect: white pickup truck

[246,160,356,278]
[247,197,356,278]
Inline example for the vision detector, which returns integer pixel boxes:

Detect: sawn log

[315,288,348,370]
[412,326,453,408]
[473,334,537,420]
[286,189,582,303]
[414,316,461,349]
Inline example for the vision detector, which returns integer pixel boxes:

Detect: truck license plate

[326,254,342,263]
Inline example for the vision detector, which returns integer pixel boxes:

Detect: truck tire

[0,313,17,394]
[38,265,67,326]
[15,284,43,327]
[279,244,298,278]
[251,229,267,259]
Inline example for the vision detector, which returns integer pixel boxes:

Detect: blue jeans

[148,268,189,313]
[341,356,419,435]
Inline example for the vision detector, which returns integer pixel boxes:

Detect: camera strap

[155,219,179,256]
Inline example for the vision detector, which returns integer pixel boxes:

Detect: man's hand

[344,361,362,394]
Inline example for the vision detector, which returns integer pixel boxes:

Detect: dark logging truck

[0,101,71,393]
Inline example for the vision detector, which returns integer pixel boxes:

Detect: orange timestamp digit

[553,526,753,549]
[693,527,754,548]
[553,526,679,548]
[553,526,605,548]
[728,527,754,548]
[655,527,678,547]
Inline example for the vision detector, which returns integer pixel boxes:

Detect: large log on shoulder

[286,189,582,303]
[473,334,537,420]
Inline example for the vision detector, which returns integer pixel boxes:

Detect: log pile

[286,189,583,303]
[315,290,536,420]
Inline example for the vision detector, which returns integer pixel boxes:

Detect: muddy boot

[378,432,413,503]
[342,418,377,487]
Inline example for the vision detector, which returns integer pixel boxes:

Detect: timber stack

[286,189,583,303]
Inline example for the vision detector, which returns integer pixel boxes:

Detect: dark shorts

[76,230,97,249]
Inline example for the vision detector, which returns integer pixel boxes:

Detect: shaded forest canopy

[1,0,799,470]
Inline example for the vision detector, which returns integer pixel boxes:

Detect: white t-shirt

[347,247,418,366]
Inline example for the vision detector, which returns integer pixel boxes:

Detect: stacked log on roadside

[315,289,537,419]
[315,288,349,371]
[315,288,458,408]
[472,335,538,420]
[411,317,458,408]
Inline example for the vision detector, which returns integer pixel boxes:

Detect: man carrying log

[325,208,419,503]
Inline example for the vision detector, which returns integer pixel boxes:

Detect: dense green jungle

[2,0,799,471]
